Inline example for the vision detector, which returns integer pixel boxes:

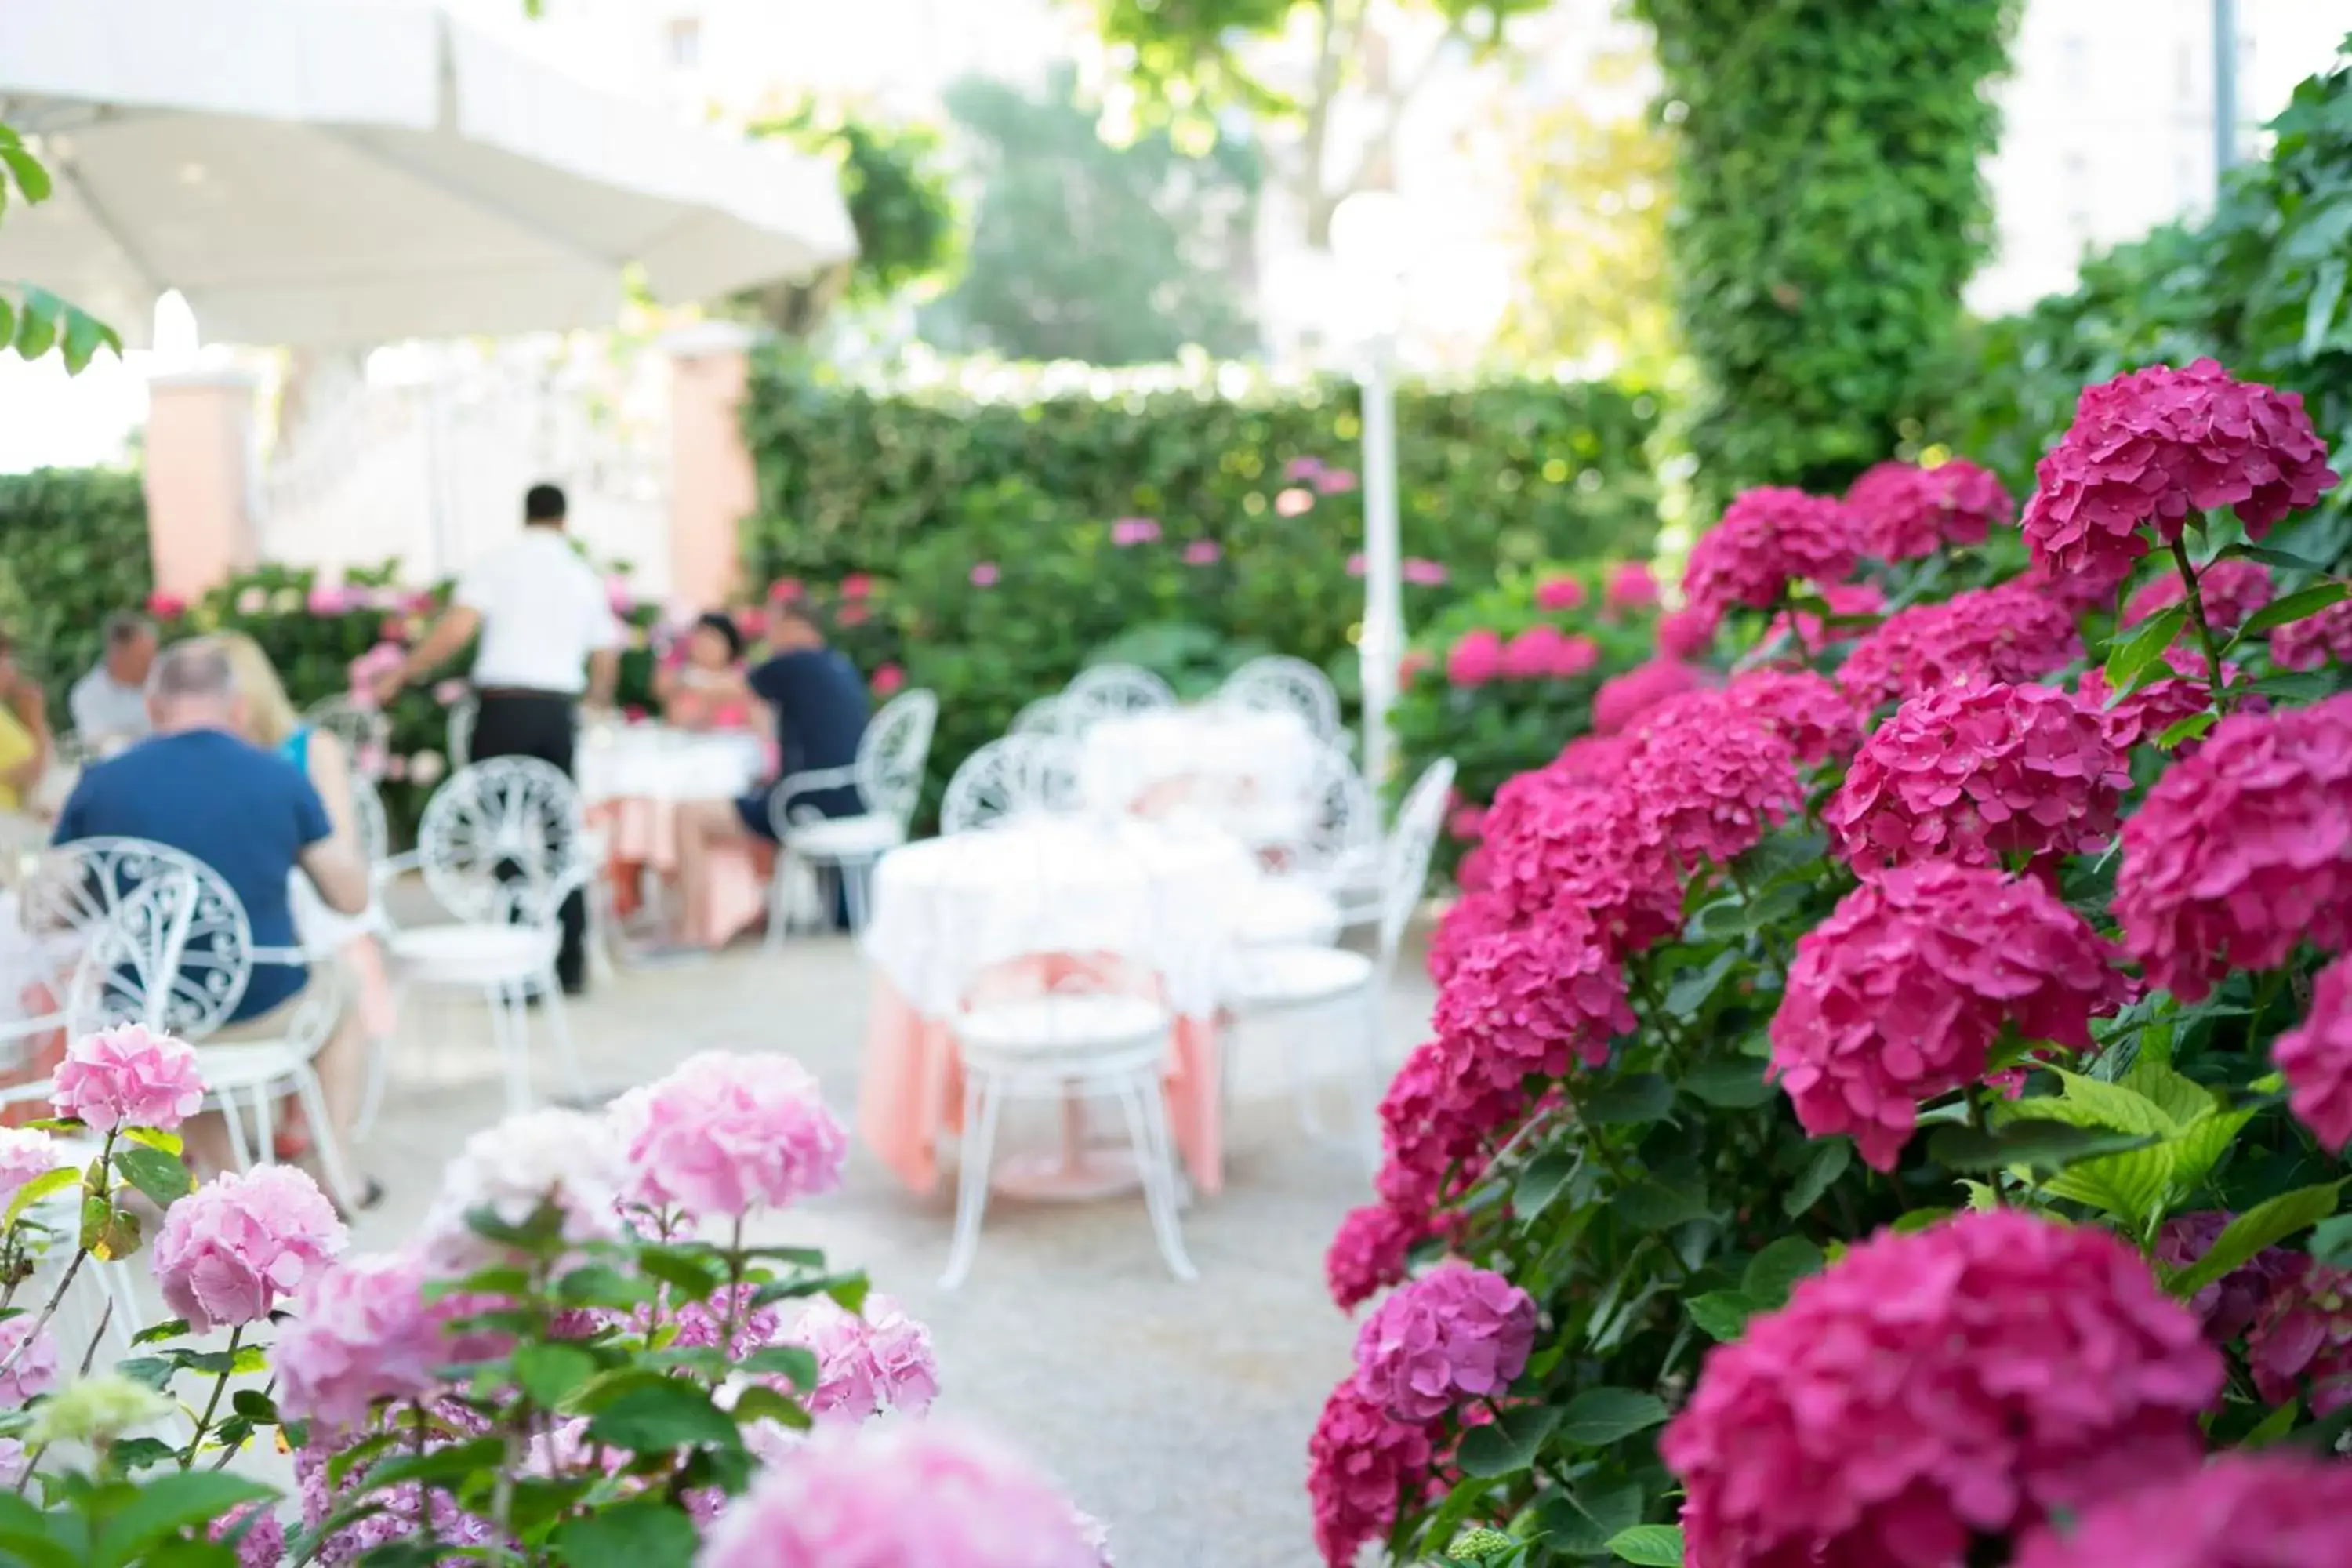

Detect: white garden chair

[1234,740,1380,948]
[1226,757,1456,1164]
[446,693,478,771]
[1219,655,1343,743]
[379,757,590,1117]
[1059,664,1175,735]
[939,736,1083,837]
[303,696,393,782]
[764,688,939,942]
[1007,696,1065,738]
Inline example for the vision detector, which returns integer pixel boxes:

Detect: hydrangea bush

[1315,367,2352,1568]
[0,1032,1105,1566]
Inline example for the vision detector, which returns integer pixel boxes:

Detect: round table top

[576,724,766,804]
[1076,705,1320,846]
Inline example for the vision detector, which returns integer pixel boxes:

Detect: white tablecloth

[1076,706,1320,848]
[863,816,1261,1018]
[575,726,767,806]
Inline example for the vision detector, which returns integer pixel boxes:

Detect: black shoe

[560,974,588,999]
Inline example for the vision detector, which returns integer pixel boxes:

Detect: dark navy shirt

[749,648,869,779]
[55,728,332,1022]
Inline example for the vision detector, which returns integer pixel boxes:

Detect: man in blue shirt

[54,637,371,1038]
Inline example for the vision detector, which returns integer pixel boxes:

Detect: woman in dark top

[670,606,870,945]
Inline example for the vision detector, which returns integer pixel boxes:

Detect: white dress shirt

[69,664,150,744]
[456,528,622,695]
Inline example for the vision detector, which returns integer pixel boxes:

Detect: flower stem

[1966,1090,2006,1207]
[2168,537,2233,717]
[1780,591,1817,666]
[209,1376,274,1470]
[0,1131,118,1380]
[180,1324,243,1469]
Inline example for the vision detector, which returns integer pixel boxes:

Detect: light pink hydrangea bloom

[52,1024,205,1133]
[209,1502,287,1568]
[276,1251,506,1431]
[0,1127,60,1213]
[152,1164,346,1334]
[420,1109,626,1272]
[0,1316,59,1406]
[695,1421,1100,1568]
[612,1051,848,1222]
[1351,1262,1536,1422]
[782,1294,940,1424]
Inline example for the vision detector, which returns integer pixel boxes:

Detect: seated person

[68,613,156,753]
[671,605,869,944]
[53,639,371,1178]
[655,612,754,731]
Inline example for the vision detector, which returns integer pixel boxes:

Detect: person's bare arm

[378,605,481,703]
[298,835,370,916]
[4,687,48,794]
[586,648,621,711]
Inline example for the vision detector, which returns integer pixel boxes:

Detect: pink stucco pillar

[143,368,261,601]
[666,321,760,616]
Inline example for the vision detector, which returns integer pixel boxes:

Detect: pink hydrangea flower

[296,1399,500,1563]
[52,1023,205,1133]
[1664,1210,2220,1568]
[967,562,1000,588]
[1723,666,1862,767]
[1681,487,1860,623]
[1181,540,1221,566]
[840,573,875,600]
[1374,1040,1486,1216]
[1308,1381,1436,1568]
[0,1127,59,1214]
[612,1051,848,1222]
[1763,580,1885,654]
[1826,681,2130,873]
[1446,803,1486,841]
[0,1316,58,1407]
[146,591,187,619]
[2075,644,2258,751]
[2009,1451,2352,1568]
[1352,1262,1535,1422]
[1425,891,1517,988]
[1654,604,1719,660]
[1768,863,2129,1168]
[152,1164,347,1334]
[1403,557,1449,586]
[870,662,906,699]
[209,1502,286,1568]
[1477,771,1682,954]
[1316,466,1360,495]
[1534,575,1587,612]
[1593,658,1705,735]
[2153,1211,2303,1347]
[1326,1203,1422,1313]
[1606,561,1660,612]
[1434,912,1635,1098]
[2276,951,2352,1152]
[276,1251,499,1432]
[1845,457,2014,561]
[1498,625,1599,681]
[780,1294,939,1424]
[1623,691,1803,869]
[2122,557,2274,633]
[1109,517,1160,546]
[698,1421,1100,1568]
[2114,694,2352,1001]
[1446,629,1504,688]
[1835,583,2084,711]
[421,1109,626,1272]
[2271,594,2352,670]
[2023,359,2337,584]
[2248,1261,2352,1415]
[768,577,806,604]
[1285,456,1326,483]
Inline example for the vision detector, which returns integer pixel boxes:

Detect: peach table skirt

[855,967,1225,1199]
[593,798,771,948]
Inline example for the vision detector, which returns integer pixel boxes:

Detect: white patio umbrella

[0,0,857,347]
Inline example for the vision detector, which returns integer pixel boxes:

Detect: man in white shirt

[69,612,157,750]
[374,482,620,996]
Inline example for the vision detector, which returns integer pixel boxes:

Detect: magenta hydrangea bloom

[2270,594,2352,670]
[1352,1262,1535,1422]
[1606,561,1660,612]
[1835,584,2084,712]
[2023,359,2337,584]
[1425,890,1518,988]
[1326,1203,1423,1313]
[1662,1210,2220,1568]
[2075,645,2259,751]
[697,1421,1099,1568]
[2277,952,2352,1152]
[2114,694,2352,1001]
[1653,605,1718,661]
[1499,625,1599,681]
[276,1251,502,1432]
[1682,487,1860,623]
[52,1023,205,1133]
[1534,575,1587,612]
[1446,629,1504,688]
[1768,863,2129,1168]
[152,1164,347,1334]
[1434,912,1635,1082]
[1764,580,1886,656]
[1308,1381,1436,1568]
[2153,1211,2303,1347]
[1594,659,1707,735]
[1846,457,2013,561]
[612,1050,847,1223]
[210,1503,287,1568]
[0,1316,58,1407]
[1623,691,1804,869]
[1373,1040,1494,1218]
[780,1294,939,1424]
[2248,1261,2352,1415]
[1724,666,1862,767]
[2123,556,2274,633]
[2009,1451,2352,1568]
[1479,775,1682,956]
[1826,681,2130,873]
[0,1128,59,1214]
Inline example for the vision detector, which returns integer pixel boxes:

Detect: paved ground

[336,924,1437,1566]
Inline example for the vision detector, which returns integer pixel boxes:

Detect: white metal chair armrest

[772,764,865,827]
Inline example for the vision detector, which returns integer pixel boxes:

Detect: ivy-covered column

[1632,0,2016,503]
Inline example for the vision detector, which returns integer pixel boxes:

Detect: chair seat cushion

[196,1040,314,1090]
[954,995,1168,1058]
[1232,880,1345,949]
[387,924,557,985]
[786,813,906,858]
[1233,943,1374,1008]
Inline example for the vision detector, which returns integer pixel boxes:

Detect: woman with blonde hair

[212,633,386,1206]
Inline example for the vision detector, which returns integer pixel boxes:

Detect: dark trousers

[470,691,588,991]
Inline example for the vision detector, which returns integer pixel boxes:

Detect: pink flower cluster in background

[1662,1210,2220,1568]
[0,1317,57,1409]
[1592,658,1704,735]
[2022,358,2336,583]
[1324,1203,1426,1314]
[1446,626,1599,686]
[2248,1261,2352,1416]
[2076,645,2259,751]
[276,1251,504,1432]
[782,1294,940,1425]
[1534,574,1586,612]
[1763,580,1883,655]
[0,1127,58,1214]
[2007,1453,2352,1568]
[1308,1381,1436,1568]
[2271,593,2352,670]
[1606,561,1659,612]
[1835,583,2082,711]
[1681,485,1860,623]
[611,1050,848,1223]
[1768,863,2129,1167]
[2122,556,2275,632]
[52,1023,205,1133]
[1845,456,2014,561]
[2276,952,2352,1152]
[1722,666,1862,766]
[1109,517,1161,546]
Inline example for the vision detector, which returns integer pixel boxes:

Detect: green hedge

[0,466,153,702]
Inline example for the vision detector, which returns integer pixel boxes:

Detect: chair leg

[764,856,792,953]
[938,1073,1002,1292]
[249,1086,276,1165]
[840,857,874,934]
[1116,1078,1198,1283]
[489,981,532,1116]
[1348,985,1385,1171]
[218,1094,255,1171]
[537,966,589,1105]
[353,1025,392,1143]
[292,1066,363,1216]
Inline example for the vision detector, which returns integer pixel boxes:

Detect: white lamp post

[1327,190,1414,794]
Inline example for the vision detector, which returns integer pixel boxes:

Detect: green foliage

[743,100,960,324]
[1,125,123,374]
[921,64,1260,365]
[0,467,154,704]
[1632,0,2015,504]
